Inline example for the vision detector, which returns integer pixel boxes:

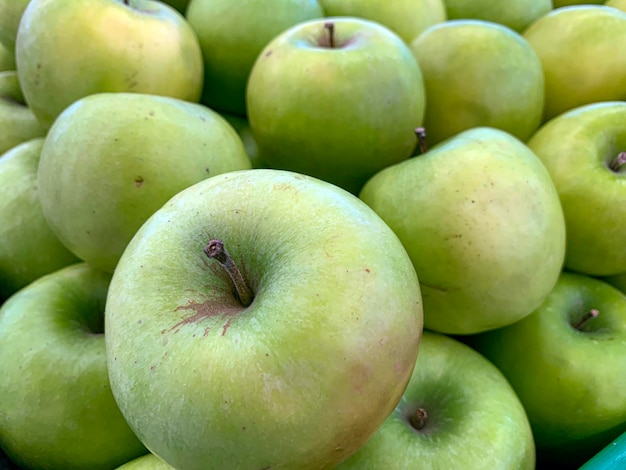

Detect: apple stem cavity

[204,239,253,308]
[409,407,428,431]
[573,308,599,331]
[415,127,428,155]
[325,22,336,48]
[609,151,626,172]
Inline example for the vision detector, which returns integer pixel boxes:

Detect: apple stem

[573,308,599,331]
[325,22,336,48]
[415,127,428,155]
[609,151,626,172]
[204,239,253,308]
[409,407,428,430]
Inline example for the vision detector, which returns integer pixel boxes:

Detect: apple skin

[219,112,265,168]
[523,5,626,122]
[469,271,626,468]
[116,453,174,469]
[105,169,424,470]
[186,0,324,116]
[0,138,79,302]
[443,0,552,32]
[246,17,426,195]
[409,19,544,147]
[0,262,147,470]
[359,127,566,335]
[16,0,204,129]
[606,0,626,12]
[336,331,535,470]
[0,0,29,50]
[0,42,15,72]
[318,0,447,43]
[526,101,626,276]
[37,92,251,274]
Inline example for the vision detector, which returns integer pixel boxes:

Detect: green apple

[116,453,174,469]
[186,0,324,116]
[0,0,29,50]
[360,127,566,335]
[523,5,626,122]
[0,138,79,302]
[336,331,535,469]
[409,19,544,147]
[443,0,552,32]
[0,41,15,72]
[105,169,424,469]
[37,92,251,274]
[470,271,626,468]
[247,17,426,194]
[16,0,204,129]
[0,71,46,156]
[527,101,626,276]
[318,0,447,43]
[0,262,147,470]
[219,112,265,168]
[606,0,626,12]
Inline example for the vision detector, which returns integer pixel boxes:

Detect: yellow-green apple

[247,17,426,194]
[186,0,324,116]
[318,0,447,43]
[469,272,626,468]
[16,0,204,129]
[105,169,424,470]
[336,331,535,470]
[359,127,566,334]
[523,5,626,121]
[443,0,552,32]
[0,71,46,155]
[606,0,626,11]
[527,101,626,276]
[116,453,174,469]
[0,0,29,50]
[410,19,544,146]
[219,112,265,168]
[0,42,15,72]
[0,263,147,470]
[37,92,251,274]
[0,139,78,302]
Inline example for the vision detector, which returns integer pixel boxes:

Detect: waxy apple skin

[105,169,423,470]
[359,127,566,334]
[527,101,626,276]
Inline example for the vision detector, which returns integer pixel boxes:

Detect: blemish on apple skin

[135,176,144,187]
[365,268,371,273]
[150,365,156,371]
[265,50,273,57]
[166,299,242,337]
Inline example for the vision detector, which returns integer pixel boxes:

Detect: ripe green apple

[318,0,447,43]
[0,138,79,302]
[186,0,324,116]
[105,169,424,470]
[0,0,29,50]
[0,41,15,72]
[409,19,544,147]
[37,92,251,274]
[527,101,626,276]
[16,0,204,129]
[0,262,147,470]
[360,127,566,335]
[523,5,626,122]
[247,17,426,194]
[336,331,535,469]
[116,453,174,469]
[470,271,626,468]
[219,112,265,168]
[443,0,552,32]
[0,71,46,156]
[606,0,626,12]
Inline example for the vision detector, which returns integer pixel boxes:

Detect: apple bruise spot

[167,299,242,337]
[134,176,144,187]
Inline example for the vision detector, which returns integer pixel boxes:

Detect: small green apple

[527,101,626,276]
[116,453,174,469]
[0,0,29,50]
[606,0,626,12]
[470,271,626,468]
[359,127,566,334]
[247,17,426,194]
[0,139,79,301]
[409,19,544,146]
[443,0,552,32]
[0,263,147,470]
[186,0,324,116]
[37,92,251,274]
[523,5,626,121]
[318,0,447,43]
[105,169,423,470]
[0,41,15,72]
[336,331,535,470]
[16,0,204,129]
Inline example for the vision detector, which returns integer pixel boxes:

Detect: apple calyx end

[609,151,626,172]
[415,127,428,155]
[409,407,428,431]
[572,308,599,331]
[204,239,253,308]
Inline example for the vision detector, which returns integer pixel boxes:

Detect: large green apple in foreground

[0,139,79,301]
[523,5,626,121]
[360,127,566,334]
[247,17,425,194]
[336,331,535,469]
[527,101,626,276]
[16,0,204,129]
[443,0,552,32]
[0,263,147,469]
[105,169,423,470]
[470,272,626,468]
[38,92,251,274]
[186,0,324,116]
[409,19,544,146]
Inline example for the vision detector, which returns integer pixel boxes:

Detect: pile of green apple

[0,0,625,469]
